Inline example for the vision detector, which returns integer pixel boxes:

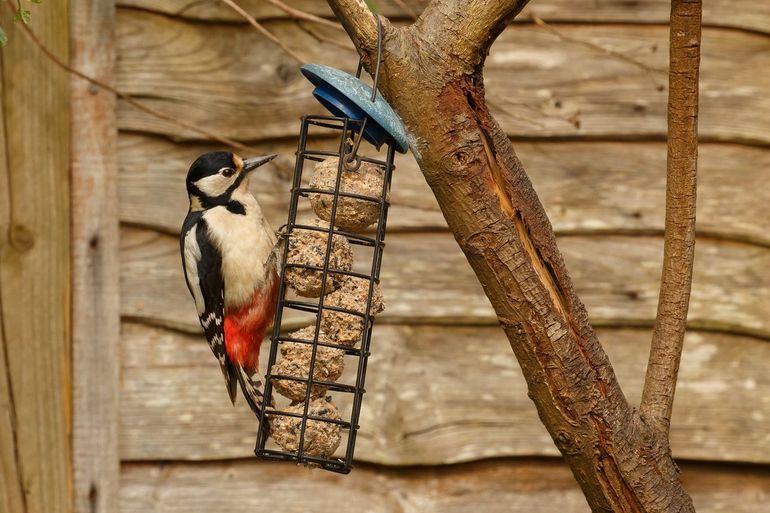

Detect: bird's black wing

[180,213,238,403]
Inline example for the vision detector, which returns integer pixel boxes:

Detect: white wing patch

[183,225,206,315]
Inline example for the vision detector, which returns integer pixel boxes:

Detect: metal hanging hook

[347,14,384,171]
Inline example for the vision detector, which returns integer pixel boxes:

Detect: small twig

[220,0,304,63]
[264,0,342,30]
[641,0,702,434]
[296,20,357,52]
[531,14,665,90]
[4,0,258,154]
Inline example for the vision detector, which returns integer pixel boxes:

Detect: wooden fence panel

[109,2,770,510]
[70,1,120,512]
[119,323,770,464]
[114,12,770,145]
[120,229,770,340]
[0,5,71,513]
[116,0,770,34]
[119,135,770,246]
[119,459,770,513]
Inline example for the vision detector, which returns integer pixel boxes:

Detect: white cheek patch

[194,173,233,197]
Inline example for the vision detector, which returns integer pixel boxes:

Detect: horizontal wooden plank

[115,10,770,144]
[122,458,770,513]
[116,0,770,35]
[121,228,770,339]
[120,459,770,513]
[120,323,770,464]
[117,0,416,21]
[118,134,446,235]
[119,134,770,247]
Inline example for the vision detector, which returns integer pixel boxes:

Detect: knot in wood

[9,224,35,252]
[555,429,583,455]
[463,230,495,256]
[277,63,296,84]
[439,147,475,175]
[497,316,520,331]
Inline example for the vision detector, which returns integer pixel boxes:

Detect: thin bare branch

[264,0,342,30]
[220,0,304,62]
[641,0,702,434]
[296,20,357,52]
[531,15,665,90]
[4,0,258,154]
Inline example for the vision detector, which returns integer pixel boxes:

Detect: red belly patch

[224,273,279,368]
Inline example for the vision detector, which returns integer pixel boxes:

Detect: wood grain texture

[120,459,770,513]
[0,4,72,513]
[0,317,23,513]
[70,1,120,512]
[119,134,770,246]
[114,11,770,145]
[121,228,770,339]
[116,0,770,34]
[120,323,770,464]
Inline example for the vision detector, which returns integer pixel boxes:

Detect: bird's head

[185,151,277,210]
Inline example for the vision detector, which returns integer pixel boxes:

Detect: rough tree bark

[327,1,700,512]
[642,0,702,436]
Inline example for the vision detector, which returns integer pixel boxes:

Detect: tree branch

[641,0,702,434]
[328,0,696,510]
[325,0,379,53]
[415,0,530,68]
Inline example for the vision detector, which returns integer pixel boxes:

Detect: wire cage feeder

[255,26,408,474]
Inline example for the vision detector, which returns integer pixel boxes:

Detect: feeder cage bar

[255,114,396,473]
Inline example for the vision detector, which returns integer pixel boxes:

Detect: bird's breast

[203,200,276,309]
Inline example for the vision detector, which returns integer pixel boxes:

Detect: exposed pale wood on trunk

[120,228,770,339]
[70,1,120,512]
[116,0,770,35]
[0,5,72,513]
[119,323,770,464]
[114,11,770,145]
[120,458,770,513]
[119,134,770,247]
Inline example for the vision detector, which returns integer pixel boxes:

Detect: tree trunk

[327,1,698,511]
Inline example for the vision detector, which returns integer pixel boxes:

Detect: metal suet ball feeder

[255,18,408,474]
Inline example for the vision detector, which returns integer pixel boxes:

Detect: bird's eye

[220,167,235,177]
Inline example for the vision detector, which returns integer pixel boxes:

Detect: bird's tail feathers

[236,365,264,418]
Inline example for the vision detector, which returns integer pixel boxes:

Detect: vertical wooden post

[70,1,120,513]
[0,2,72,513]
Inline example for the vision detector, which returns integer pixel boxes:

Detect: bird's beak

[242,154,278,173]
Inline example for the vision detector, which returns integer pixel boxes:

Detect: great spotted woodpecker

[180,151,280,416]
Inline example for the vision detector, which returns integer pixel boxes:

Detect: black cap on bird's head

[186,151,277,209]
